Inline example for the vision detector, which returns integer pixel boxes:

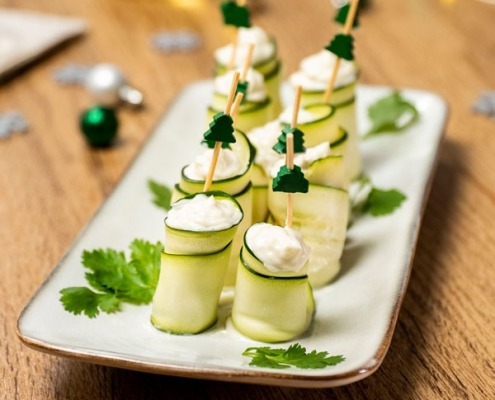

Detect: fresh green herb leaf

[350,176,407,217]
[363,187,407,216]
[148,179,172,211]
[60,287,120,318]
[243,343,345,370]
[59,239,163,318]
[365,91,419,137]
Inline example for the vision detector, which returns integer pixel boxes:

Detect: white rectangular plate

[17,82,447,388]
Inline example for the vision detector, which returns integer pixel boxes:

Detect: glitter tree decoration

[221,0,251,28]
[272,126,306,155]
[334,3,360,28]
[325,34,354,61]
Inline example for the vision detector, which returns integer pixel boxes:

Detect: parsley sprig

[148,179,172,211]
[60,239,163,318]
[243,344,345,370]
[351,176,407,217]
[365,91,419,138]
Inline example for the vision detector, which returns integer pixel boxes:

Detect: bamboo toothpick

[285,86,302,228]
[227,29,238,71]
[203,72,240,192]
[323,0,360,104]
[241,43,255,81]
[286,133,295,228]
[231,92,244,121]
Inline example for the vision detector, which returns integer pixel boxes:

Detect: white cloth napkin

[0,9,86,79]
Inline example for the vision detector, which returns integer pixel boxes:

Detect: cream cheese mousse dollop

[231,223,315,343]
[151,192,243,335]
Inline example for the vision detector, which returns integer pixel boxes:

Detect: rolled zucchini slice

[268,184,349,287]
[151,242,233,334]
[231,247,314,343]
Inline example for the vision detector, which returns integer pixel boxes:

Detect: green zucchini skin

[151,243,233,335]
[231,248,314,343]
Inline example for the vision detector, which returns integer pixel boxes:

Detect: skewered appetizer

[287,1,362,180]
[233,109,315,342]
[151,192,243,334]
[173,73,254,286]
[231,223,314,342]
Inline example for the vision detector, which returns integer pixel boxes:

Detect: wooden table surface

[1,0,495,398]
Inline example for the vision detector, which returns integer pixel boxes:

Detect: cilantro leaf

[148,179,172,211]
[243,344,345,370]
[365,91,419,137]
[59,240,163,318]
[363,187,407,216]
[60,287,120,318]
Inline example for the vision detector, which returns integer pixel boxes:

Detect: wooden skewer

[241,43,255,81]
[227,28,238,71]
[285,86,302,228]
[291,86,302,129]
[224,71,240,115]
[323,0,360,104]
[344,0,360,35]
[203,72,240,192]
[231,92,244,121]
[286,133,294,228]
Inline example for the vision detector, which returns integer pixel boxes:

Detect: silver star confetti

[52,64,91,85]
[473,91,495,118]
[151,30,202,53]
[0,112,28,139]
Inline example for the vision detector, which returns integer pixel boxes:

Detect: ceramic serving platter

[17,82,447,388]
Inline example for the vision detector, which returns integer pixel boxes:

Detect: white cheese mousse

[214,68,267,102]
[270,142,332,178]
[214,26,275,68]
[289,50,357,92]
[245,223,311,273]
[183,148,245,181]
[247,120,283,176]
[166,194,243,231]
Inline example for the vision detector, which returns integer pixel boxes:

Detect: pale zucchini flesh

[151,243,232,334]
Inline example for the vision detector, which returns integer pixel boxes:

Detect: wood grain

[1,0,495,398]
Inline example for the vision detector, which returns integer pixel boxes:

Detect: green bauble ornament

[80,106,118,147]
